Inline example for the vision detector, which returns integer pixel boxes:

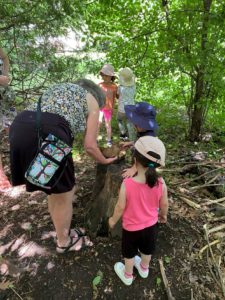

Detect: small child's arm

[159,179,169,223]
[108,182,126,229]
[122,164,137,178]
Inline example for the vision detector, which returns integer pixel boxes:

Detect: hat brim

[118,77,135,87]
[99,71,115,77]
[125,105,158,131]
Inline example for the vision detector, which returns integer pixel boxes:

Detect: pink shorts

[99,108,113,122]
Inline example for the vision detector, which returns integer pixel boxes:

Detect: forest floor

[0,131,225,300]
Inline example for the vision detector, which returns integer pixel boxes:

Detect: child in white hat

[98,64,118,147]
[109,136,168,286]
[117,67,136,141]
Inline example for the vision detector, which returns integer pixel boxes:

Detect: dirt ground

[0,145,224,300]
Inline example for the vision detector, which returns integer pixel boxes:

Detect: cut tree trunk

[86,160,127,238]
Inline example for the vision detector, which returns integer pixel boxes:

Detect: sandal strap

[73,228,86,237]
[56,236,82,253]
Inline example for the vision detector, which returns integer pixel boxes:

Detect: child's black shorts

[122,223,158,259]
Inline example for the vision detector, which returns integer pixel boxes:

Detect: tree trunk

[86,161,126,238]
[189,70,205,141]
[189,0,212,141]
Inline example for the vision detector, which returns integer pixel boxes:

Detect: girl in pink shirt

[98,64,117,147]
[109,136,168,285]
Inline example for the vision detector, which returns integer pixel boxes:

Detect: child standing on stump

[117,67,136,141]
[109,136,168,286]
[98,64,118,147]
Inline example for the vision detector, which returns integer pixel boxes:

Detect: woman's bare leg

[48,185,76,246]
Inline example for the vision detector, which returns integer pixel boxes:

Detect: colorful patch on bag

[26,153,58,185]
[25,133,71,188]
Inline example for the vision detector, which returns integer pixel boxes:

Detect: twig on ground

[208,224,225,235]
[10,286,24,300]
[203,224,225,297]
[206,174,221,184]
[158,258,176,300]
[209,216,225,223]
[203,197,225,206]
[179,196,201,209]
[180,167,224,186]
[199,239,220,258]
[190,183,224,191]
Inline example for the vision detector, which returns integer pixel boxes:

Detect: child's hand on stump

[159,214,167,223]
[108,217,116,229]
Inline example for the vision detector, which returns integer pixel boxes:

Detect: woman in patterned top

[9,79,117,253]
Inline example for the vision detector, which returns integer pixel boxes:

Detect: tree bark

[189,0,212,141]
[86,161,126,238]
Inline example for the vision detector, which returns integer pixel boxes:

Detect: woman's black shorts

[122,223,158,259]
[9,110,75,195]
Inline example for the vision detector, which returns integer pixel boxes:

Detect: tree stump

[86,160,127,238]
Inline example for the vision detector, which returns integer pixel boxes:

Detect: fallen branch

[179,196,201,209]
[208,224,225,235]
[209,216,225,223]
[203,197,225,206]
[191,289,194,300]
[158,258,176,300]
[203,224,225,297]
[190,183,224,191]
[10,286,24,300]
[206,174,221,184]
[180,167,224,186]
[199,239,220,258]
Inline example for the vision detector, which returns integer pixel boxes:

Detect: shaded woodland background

[0,0,225,141]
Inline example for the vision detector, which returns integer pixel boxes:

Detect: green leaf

[92,271,103,288]
[156,277,161,286]
[92,276,101,287]
[164,256,170,264]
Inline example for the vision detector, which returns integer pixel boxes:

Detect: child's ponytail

[133,150,160,188]
[145,163,160,188]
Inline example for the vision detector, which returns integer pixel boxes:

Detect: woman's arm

[159,179,169,223]
[109,182,126,228]
[84,93,117,164]
[0,48,10,86]
[0,48,9,76]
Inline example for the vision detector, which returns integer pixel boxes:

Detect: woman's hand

[104,157,118,164]
[0,75,10,87]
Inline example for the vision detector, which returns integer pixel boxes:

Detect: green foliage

[85,0,225,139]
[0,0,225,140]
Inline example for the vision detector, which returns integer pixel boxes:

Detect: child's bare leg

[105,120,112,141]
[97,111,104,139]
[140,253,151,268]
[124,257,134,275]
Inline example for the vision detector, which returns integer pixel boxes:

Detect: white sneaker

[106,140,112,147]
[114,262,133,286]
[134,256,149,278]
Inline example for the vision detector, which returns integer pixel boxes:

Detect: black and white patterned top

[27,83,88,135]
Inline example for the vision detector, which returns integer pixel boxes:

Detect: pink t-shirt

[122,178,163,231]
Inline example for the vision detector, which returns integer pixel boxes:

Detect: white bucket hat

[99,64,115,77]
[134,136,166,166]
[118,67,135,87]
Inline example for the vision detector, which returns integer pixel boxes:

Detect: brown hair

[133,149,160,188]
